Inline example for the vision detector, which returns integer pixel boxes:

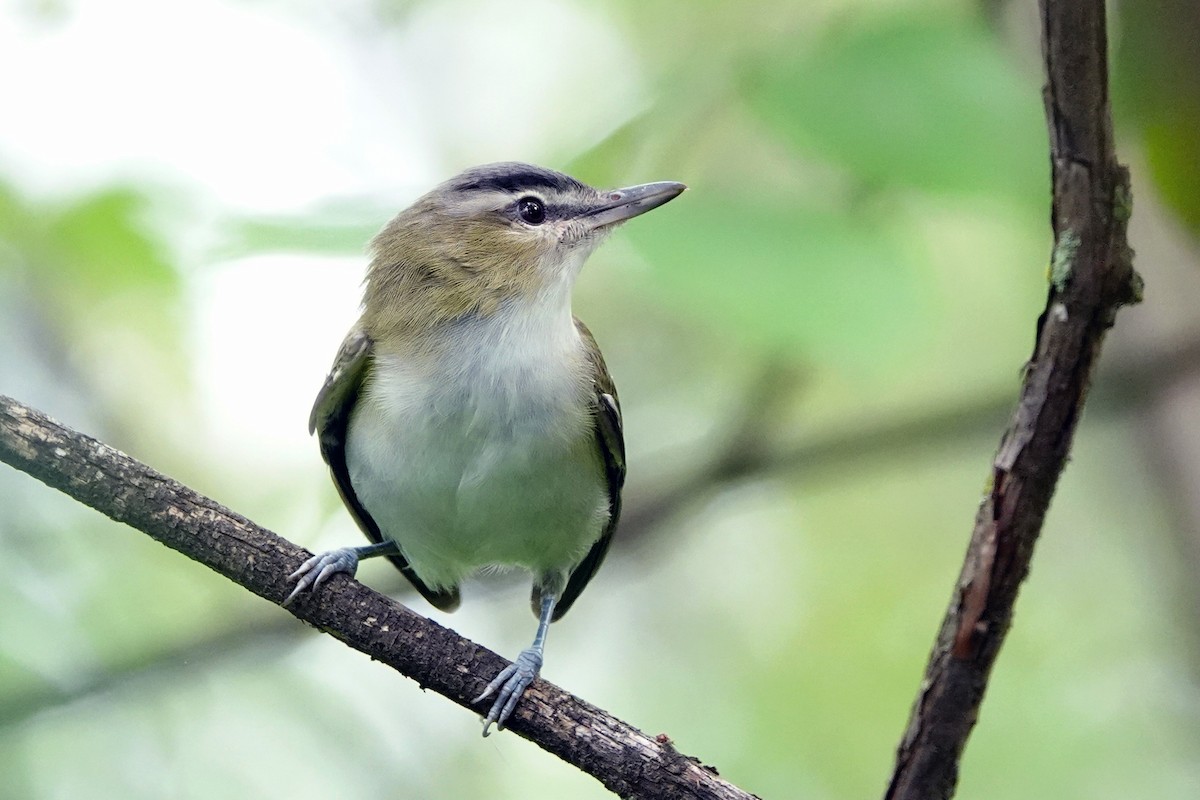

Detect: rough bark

[0,394,756,800]
[884,1,1139,797]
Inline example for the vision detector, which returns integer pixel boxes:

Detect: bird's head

[362,162,685,338]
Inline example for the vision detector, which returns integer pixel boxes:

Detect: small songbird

[286,163,685,734]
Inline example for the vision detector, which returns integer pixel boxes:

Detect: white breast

[345,292,610,592]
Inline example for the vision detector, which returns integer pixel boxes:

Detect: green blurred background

[3,0,1200,797]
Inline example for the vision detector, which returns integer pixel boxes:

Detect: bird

[284,162,685,734]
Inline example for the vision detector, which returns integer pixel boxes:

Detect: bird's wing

[310,326,461,611]
[552,318,627,621]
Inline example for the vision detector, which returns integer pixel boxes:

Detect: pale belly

[344,359,610,592]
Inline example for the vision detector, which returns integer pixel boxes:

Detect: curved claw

[473,647,543,736]
[283,547,361,606]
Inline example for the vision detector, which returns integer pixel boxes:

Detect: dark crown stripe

[452,163,585,196]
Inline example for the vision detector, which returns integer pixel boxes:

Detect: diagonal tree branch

[884,1,1140,798]
[0,393,756,800]
[8,330,1200,730]
[9,330,1200,732]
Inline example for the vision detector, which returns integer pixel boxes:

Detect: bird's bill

[583,181,687,229]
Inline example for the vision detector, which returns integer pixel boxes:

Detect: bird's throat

[367,287,592,440]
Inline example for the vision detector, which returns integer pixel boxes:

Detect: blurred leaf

[0,180,190,438]
[625,193,929,370]
[565,117,645,186]
[1115,0,1200,238]
[747,13,1046,203]
[219,216,378,260]
[0,182,179,309]
[45,188,176,293]
[1142,121,1200,236]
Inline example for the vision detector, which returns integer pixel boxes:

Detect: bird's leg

[474,593,557,736]
[283,540,400,606]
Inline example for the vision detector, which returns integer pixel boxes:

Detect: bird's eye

[517,197,546,225]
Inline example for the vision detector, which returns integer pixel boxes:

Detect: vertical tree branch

[884,1,1139,798]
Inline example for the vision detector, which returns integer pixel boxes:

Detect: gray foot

[474,647,543,736]
[283,547,360,606]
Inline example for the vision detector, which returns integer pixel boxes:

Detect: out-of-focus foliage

[2,1,1200,799]
[748,15,1046,201]
[1115,0,1200,238]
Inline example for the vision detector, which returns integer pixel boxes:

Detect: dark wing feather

[310,327,460,611]
[551,318,626,621]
